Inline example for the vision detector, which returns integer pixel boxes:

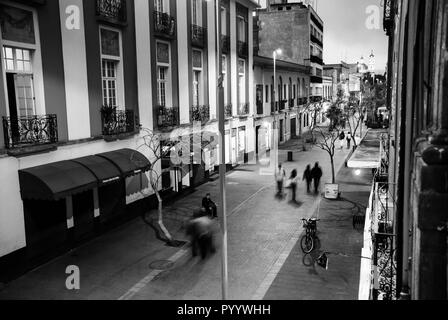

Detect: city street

[0,133,359,300]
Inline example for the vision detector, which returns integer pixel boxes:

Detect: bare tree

[314,125,342,184]
[133,127,191,243]
[344,95,364,148]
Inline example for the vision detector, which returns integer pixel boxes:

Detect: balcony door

[3,47,36,119]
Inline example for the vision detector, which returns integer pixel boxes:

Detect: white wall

[177,0,191,125]
[135,0,154,130]
[59,0,91,140]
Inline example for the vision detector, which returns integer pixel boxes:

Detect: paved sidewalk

[261,164,372,300]
[0,133,353,300]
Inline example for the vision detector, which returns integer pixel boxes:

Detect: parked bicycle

[300,218,320,253]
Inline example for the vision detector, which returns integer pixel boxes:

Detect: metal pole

[214,0,228,301]
[273,51,277,170]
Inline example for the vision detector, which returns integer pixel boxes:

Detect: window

[192,0,202,26]
[192,50,203,106]
[293,85,296,99]
[102,60,117,107]
[157,67,167,106]
[3,47,32,72]
[193,70,201,106]
[221,6,227,36]
[156,41,171,107]
[100,27,123,108]
[238,59,246,105]
[237,15,246,42]
[265,85,269,103]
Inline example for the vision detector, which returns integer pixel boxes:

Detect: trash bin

[288,151,293,162]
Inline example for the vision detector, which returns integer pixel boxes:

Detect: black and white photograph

[0,0,446,307]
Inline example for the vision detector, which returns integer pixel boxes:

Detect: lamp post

[272,48,282,169]
[206,0,227,300]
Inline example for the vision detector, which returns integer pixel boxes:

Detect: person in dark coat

[202,193,217,219]
[289,169,299,203]
[186,211,216,259]
[303,165,313,193]
[311,162,323,194]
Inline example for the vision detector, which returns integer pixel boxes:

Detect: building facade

[0,0,258,280]
[359,0,448,300]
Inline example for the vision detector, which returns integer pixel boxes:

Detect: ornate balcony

[190,105,210,123]
[96,0,127,23]
[2,114,58,150]
[237,41,248,58]
[238,103,249,116]
[289,99,295,109]
[191,25,207,48]
[154,11,176,39]
[157,106,179,129]
[221,35,230,54]
[225,104,233,119]
[279,100,287,111]
[310,96,323,103]
[101,108,138,137]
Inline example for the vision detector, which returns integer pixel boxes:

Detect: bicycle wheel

[300,234,314,253]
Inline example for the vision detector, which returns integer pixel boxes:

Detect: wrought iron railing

[288,99,295,109]
[310,96,323,103]
[190,105,210,123]
[101,109,137,136]
[238,103,249,116]
[191,25,207,47]
[157,106,179,128]
[237,41,248,57]
[297,97,308,105]
[96,0,127,22]
[154,11,176,38]
[224,104,233,118]
[221,35,230,54]
[383,0,395,36]
[279,100,287,111]
[371,181,397,300]
[310,75,323,84]
[2,114,58,149]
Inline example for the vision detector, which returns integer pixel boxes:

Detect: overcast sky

[315,0,389,73]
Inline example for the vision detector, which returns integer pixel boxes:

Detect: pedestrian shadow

[288,200,303,208]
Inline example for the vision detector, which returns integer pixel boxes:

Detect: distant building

[256,1,324,102]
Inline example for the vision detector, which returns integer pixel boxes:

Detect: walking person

[339,131,345,150]
[303,165,313,193]
[311,162,323,194]
[186,211,216,260]
[275,164,286,197]
[346,132,352,150]
[288,169,299,203]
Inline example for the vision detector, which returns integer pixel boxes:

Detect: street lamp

[272,48,282,169]
[206,0,228,301]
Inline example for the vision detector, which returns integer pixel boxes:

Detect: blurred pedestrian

[339,131,345,149]
[311,162,323,194]
[346,132,352,149]
[288,169,299,203]
[303,165,313,193]
[275,164,286,197]
[186,212,216,260]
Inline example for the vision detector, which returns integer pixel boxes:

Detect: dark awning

[19,161,98,201]
[72,156,122,186]
[96,149,151,178]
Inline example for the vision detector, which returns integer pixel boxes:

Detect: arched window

[298,78,301,97]
[279,76,283,101]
